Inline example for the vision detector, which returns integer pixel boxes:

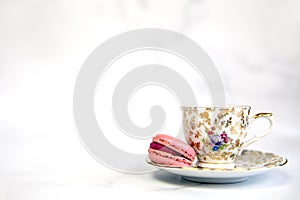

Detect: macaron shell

[148,148,192,167]
[152,134,196,161]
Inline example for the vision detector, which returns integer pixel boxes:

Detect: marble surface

[1,124,298,200]
[1,1,300,200]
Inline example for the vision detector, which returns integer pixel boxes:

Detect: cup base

[198,162,235,169]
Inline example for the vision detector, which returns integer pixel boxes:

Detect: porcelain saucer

[147,149,288,183]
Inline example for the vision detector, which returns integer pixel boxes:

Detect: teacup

[181,106,273,169]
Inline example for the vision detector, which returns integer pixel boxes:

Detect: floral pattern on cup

[182,106,273,167]
[207,130,230,152]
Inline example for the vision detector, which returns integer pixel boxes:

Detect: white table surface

[0,125,299,200]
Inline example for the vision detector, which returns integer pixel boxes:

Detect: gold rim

[180,105,251,110]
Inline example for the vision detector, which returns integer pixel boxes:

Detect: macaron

[148,134,196,167]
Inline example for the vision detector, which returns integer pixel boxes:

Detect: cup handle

[238,113,274,154]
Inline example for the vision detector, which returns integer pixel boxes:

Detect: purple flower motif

[209,135,219,144]
[207,129,230,151]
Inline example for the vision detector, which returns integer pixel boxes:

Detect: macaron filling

[149,142,191,161]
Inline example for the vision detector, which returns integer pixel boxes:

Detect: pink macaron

[148,134,196,167]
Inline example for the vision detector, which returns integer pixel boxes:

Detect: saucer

[147,149,288,183]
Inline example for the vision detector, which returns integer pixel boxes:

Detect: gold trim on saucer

[147,150,287,172]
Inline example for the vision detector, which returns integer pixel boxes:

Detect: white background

[0,1,299,200]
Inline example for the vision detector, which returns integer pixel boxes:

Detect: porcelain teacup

[181,106,273,169]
